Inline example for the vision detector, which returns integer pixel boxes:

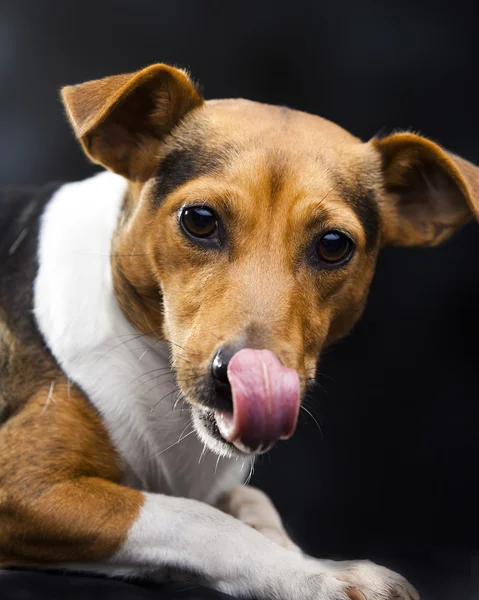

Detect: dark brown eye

[315,230,353,265]
[181,206,219,239]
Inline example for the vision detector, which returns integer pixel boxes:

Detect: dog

[1,62,478,600]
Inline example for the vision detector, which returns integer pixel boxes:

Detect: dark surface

[0,1,478,599]
[0,569,229,599]
[0,557,477,600]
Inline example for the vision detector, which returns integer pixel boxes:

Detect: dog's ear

[372,132,479,246]
[61,64,203,180]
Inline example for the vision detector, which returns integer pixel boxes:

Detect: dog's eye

[315,230,354,266]
[180,206,219,239]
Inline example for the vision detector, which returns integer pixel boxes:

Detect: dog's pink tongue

[215,349,300,454]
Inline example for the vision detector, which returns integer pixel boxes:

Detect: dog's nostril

[211,346,236,382]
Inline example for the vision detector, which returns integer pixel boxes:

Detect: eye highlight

[312,230,354,268]
[180,206,219,241]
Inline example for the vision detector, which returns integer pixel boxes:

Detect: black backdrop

[1,1,478,598]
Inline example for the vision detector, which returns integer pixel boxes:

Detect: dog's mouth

[192,349,301,455]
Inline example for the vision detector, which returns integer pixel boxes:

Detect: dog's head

[62,64,479,456]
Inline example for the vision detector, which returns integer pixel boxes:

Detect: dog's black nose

[211,345,236,382]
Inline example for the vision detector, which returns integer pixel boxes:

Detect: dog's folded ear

[372,133,479,246]
[61,64,203,180]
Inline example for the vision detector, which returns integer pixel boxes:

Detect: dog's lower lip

[215,409,235,439]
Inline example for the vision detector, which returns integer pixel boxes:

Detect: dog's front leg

[114,490,337,597]
[217,485,302,553]
[118,492,419,600]
[1,384,418,600]
[0,381,337,598]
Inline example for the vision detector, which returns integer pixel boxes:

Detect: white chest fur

[34,172,247,503]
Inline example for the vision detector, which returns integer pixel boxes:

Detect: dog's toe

[332,560,419,600]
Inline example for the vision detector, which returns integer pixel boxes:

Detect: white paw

[327,560,420,600]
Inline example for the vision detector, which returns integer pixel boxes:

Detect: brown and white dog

[1,63,478,599]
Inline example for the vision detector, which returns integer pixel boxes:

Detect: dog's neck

[34,171,248,502]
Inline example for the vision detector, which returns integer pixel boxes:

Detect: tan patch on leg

[0,381,143,564]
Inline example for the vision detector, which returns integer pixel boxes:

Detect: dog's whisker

[100,323,165,349]
[128,366,173,388]
[94,332,156,364]
[173,391,186,412]
[149,427,195,460]
[243,459,255,486]
[310,379,329,396]
[148,385,178,413]
[132,373,177,395]
[198,443,208,465]
[166,340,201,358]
[300,404,324,440]
[315,369,334,382]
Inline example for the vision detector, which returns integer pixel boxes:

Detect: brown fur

[0,182,143,564]
[0,381,142,564]
[0,311,58,422]
[61,64,203,180]
[1,63,479,567]
[373,132,479,245]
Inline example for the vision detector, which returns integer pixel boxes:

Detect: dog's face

[62,64,479,456]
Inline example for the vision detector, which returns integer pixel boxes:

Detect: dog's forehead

[204,99,358,140]
[201,99,363,160]
[153,99,380,249]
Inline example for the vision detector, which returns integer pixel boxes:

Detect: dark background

[1,1,478,599]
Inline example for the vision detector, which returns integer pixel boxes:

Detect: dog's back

[0,183,62,422]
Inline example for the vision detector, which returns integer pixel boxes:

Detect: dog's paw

[255,555,418,600]
[291,558,419,600]
[328,560,419,600]
[217,485,302,554]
